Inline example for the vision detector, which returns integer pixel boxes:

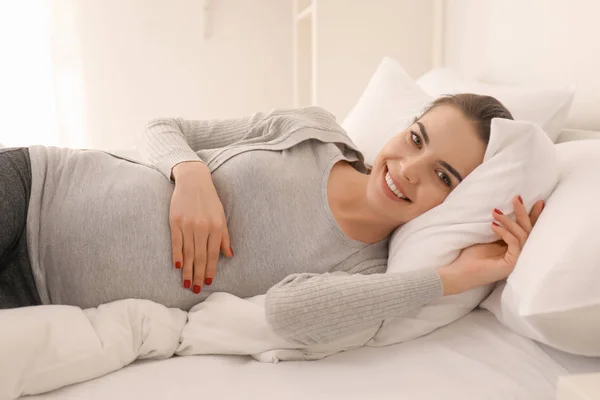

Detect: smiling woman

[2,95,529,347]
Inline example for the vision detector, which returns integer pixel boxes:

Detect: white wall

[315,0,436,120]
[62,0,293,149]
[50,0,437,148]
[443,0,600,130]
[0,1,59,147]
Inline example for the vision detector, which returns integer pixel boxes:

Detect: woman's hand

[170,161,233,294]
[437,195,545,296]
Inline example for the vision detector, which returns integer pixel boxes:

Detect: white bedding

[20,310,600,400]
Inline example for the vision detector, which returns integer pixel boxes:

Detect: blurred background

[1,0,597,149]
[0,0,436,149]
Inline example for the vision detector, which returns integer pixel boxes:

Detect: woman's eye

[411,131,422,148]
[437,170,451,187]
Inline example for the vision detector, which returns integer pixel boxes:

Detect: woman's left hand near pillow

[438,195,545,295]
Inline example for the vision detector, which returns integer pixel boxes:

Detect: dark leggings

[0,147,41,309]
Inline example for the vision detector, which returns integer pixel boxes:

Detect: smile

[383,167,412,202]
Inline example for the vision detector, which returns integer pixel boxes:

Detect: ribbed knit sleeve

[139,113,268,180]
[138,107,350,181]
[265,268,444,345]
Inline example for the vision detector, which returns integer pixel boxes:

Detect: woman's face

[367,105,487,225]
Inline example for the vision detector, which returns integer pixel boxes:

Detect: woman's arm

[139,112,269,180]
[139,112,271,293]
[265,267,445,346]
[266,196,543,346]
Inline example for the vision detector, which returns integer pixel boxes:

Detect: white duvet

[0,294,378,400]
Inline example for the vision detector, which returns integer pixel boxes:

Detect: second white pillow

[416,68,575,142]
[481,139,600,356]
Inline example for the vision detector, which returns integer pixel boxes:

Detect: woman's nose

[400,157,423,184]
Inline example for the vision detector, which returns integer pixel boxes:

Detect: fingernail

[205,277,213,286]
[184,279,191,289]
[493,208,503,215]
[541,200,545,211]
[193,284,201,294]
[175,261,181,269]
[492,221,500,227]
[518,195,523,204]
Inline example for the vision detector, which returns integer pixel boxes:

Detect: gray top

[26,107,443,345]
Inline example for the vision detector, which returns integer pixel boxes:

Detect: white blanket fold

[0,300,186,400]
[178,293,377,362]
[0,294,377,400]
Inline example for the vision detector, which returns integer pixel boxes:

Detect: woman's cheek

[419,188,444,214]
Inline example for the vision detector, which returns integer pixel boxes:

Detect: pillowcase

[341,57,432,166]
[481,139,600,356]
[416,68,575,143]
[367,118,559,346]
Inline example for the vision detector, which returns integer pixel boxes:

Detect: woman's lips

[382,166,410,203]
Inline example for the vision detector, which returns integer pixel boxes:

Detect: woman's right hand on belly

[170,161,234,294]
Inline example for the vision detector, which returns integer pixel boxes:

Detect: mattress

[21,309,600,400]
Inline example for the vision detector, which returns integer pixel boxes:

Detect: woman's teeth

[385,171,409,201]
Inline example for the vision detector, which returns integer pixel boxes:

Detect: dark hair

[418,93,514,144]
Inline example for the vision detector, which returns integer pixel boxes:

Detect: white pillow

[342,57,432,166]
[342,57,559,345]
[481,140,600,356]
[368,118,559,346]
[417,68,575,143]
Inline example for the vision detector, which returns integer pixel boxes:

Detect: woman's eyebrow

[416,121,464,183]
[440,161,463,183]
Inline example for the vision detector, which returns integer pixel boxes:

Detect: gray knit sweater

[25,106,443,346]
[139,106,444,344]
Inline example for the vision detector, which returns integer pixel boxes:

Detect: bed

[18,309,598,400]
[13,126,600,398]
[18,306,600,400]
[11,136,600,400]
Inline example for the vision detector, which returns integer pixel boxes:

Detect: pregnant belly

[40,150,208,309]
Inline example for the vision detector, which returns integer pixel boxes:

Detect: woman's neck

[327,161,399,244]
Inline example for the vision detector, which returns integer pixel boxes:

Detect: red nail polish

[205,277,213,286]
[193,284,201,294]
[230,247,234,257]
[492,221,500,227]
[175,261,181,269]
[184,279,191,289]
[493,208,503,215]
[518,195,523,204]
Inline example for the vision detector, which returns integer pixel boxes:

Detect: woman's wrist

[171,161,209,182]
[436,266,467,296]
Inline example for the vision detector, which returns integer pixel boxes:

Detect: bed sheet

[20,309,600,400]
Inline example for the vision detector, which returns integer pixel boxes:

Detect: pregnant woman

[0,94,544,344]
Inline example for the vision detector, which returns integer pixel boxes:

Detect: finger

[181,225,195,290]
[492,208,528,248]
[204,233,221,287]
[491,222,521,267]
[512,195,532,234]
[193,229,208,293]
[529,200,545,227]
[220,223,234,258]
[170,221,183,270]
